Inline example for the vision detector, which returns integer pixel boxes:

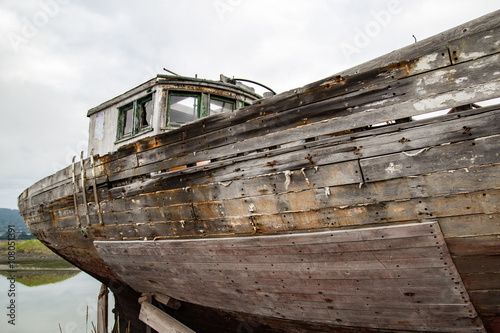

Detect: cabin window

[209,96,234,114]
[119,103,134,138]
[167,92,201,126]
[166,91,238,127]
[138,94,153,129]
[117,93,154,140]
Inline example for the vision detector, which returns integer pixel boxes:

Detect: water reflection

[1,268,114,333]
[4,270,79,287]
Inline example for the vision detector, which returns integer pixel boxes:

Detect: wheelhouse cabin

[87,74,262,156]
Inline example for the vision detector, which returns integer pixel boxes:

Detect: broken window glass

[117,92,154,140]
[120,104,134,137]
[138,95,153,129]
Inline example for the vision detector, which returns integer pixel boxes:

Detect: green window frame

[137,94,154,130]
[118,102,134,139]
[165,91,239,127]
[166,91,201,127]
[209,95,235,115]
[117,93,154,141]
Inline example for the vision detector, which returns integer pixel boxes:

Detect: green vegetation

[16,239,54,255]
[0,239,55,256]
[0,208,33,239]
[1,270,79,287]
[0,239,75,269]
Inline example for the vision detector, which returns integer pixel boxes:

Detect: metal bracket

[71,156,82,228]
[80,151,91,226]
[90,149,104,225]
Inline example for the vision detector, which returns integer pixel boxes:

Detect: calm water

[1,270,114,333]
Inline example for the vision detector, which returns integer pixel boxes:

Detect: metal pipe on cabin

[163,68,180,76]
[230,78,276,95]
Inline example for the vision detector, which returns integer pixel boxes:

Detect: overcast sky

[0,1,498,209]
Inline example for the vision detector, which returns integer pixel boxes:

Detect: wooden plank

[139,300,195,333]
[232,189,499,233]
[468,290,500,312]
[452,254,500,274]
[461,272,500,291]
[332,10,500,78]
[105,255,455,277]
[448,27,500,64]
[98,237,444,259]
[96,235,445,263]
[446,234,500,256]
[360,134,500,182]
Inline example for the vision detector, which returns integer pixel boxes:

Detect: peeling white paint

[366,100,389,108]
[413,79,500,112]
[481,82,500,95]
[413,90,477,111]
[413,53,439,72]
[422,70,456,85]
[461,51,487,60]
[386,162,403,174]
[468,62,487,69]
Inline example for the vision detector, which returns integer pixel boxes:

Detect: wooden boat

[19,10,500,333]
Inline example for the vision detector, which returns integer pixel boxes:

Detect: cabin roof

[87,74,262,117]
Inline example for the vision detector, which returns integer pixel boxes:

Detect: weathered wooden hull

[19,10,500,332]
[96,222,484,332]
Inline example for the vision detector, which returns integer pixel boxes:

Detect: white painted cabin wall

[88,88,162,157]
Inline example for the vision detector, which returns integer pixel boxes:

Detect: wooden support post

[155,294,181,310]
[97,283,108,333]
[139,299,196,333]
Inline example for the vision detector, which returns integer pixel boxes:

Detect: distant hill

[0,208,33,239]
